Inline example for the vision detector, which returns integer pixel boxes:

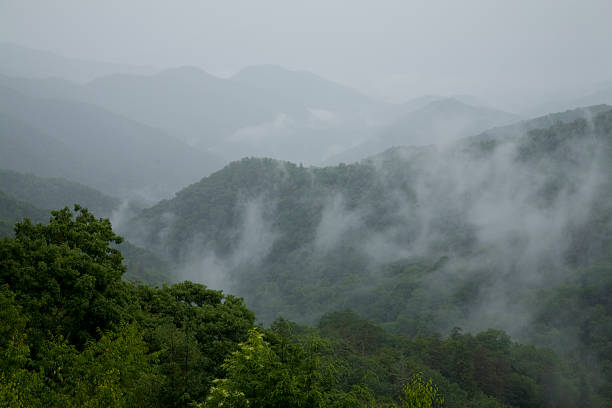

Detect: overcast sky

[2,0,612,103]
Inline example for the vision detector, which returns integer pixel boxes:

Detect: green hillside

[123,108,612,403]
[130,108,612,323]
[0,189,48,237]
[0,171,168,283]
[0,169,119,217]
[0,207,600,407]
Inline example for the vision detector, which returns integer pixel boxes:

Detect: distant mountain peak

[232,64,314,79]
[424,97,467,108]
[401,94,501,114]
[231,64,378,112]
[156,65,216,79]
[231,64,359,94]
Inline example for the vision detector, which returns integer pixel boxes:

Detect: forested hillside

[0,208,601,407]
[0,169,172,284]
[327,98,518,164]
[0,189,48,236]
[0,169,119,217]
[123,107,612,404]
[129,107,612,323]
[2,9,612,405]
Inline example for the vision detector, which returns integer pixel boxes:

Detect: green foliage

[312,311,586,407]
[0,163,610,408]
[319,310,389,355]
[201,328,367,408]
[397,373,444,408]
[0,286,47,408]
[0,208,255,407]
[130,110,612,332]
[135,281,255,406]
[126,110,612,406]
[0,169,119,217]
[530,261,612,406]
[0,205,126,347]
[202,329,303,408]
[34,324,161,407]
[119,240,171,285]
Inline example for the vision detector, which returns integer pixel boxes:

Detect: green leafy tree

[397,373,444,408]
[0,286,47,408]
[0,205,127,348]
[31,324,161,407]
[135,281,255,406]
[201,329,326,408]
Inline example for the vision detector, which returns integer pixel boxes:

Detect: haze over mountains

[2,38,612,406]
[4,42,612,175]
[124,107,612,327]
[0,42,155,82]
[0,84,222,199]
[0,44,528,172]
[326,97,520,164]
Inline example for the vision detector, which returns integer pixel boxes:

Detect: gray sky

[2,0,612,102]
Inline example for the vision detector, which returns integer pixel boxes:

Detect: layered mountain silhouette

[0,85,222,198]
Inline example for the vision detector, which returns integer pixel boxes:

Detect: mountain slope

[0,179,169,284]
[231,64,381,113]
[123,109,612,401]
[0,86,223,198]
[0,169,120,217]
[326,98,519,163]
[0,190,48,237]
[82,67,306,148]
[127,108,612,329]
[0,42,154,82]
[0,111,91,181]
[0,66,385,164]
[382,98,518,145]
[464,104,612,148]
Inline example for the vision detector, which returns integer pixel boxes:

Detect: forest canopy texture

[0,205,610,407]
[2,5,612,406]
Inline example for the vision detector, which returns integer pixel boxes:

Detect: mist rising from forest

[3,2,612,406]
[115,109,609,348]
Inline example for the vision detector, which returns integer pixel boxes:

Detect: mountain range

[0,42,155,82]
[0,43,525,168]
[124,106,612,328]
[0,84,222,199]
[3,42,612,405]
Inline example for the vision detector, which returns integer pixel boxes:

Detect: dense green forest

[0,7,612,408]
[3,109,611,406]
[3,7,612,406]
[0,207,603,407]
[1,43,612,405]
[0,169,119,217]
[128,109,612,324]
[0,170,170,284]
[114,108,612,405]
[1,112,612,405]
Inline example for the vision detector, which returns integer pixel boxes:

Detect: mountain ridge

[0,42,155,82]
[0,85,223,198]
[125,108,612,331]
